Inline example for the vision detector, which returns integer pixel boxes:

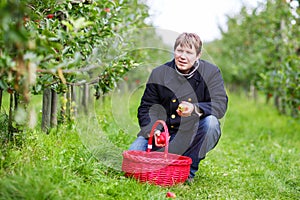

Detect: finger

[176,109,183,116]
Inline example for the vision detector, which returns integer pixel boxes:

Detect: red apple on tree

[104,8,110,13]
[46,14,54,19]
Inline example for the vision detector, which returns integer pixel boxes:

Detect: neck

[177,68,191,74]
[175,62,199,79]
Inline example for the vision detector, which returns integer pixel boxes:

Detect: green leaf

[61,21,73,31]
[0,79,8,90]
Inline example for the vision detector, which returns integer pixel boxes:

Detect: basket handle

[147,120,169,156]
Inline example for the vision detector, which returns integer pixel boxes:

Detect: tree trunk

[60,93,67,124]
[291,101,298,118]
[0,88,2,112]
[250,84,258,102]
[8,92,14,135]
[66,85,72,121]
[82,83,89,114]
[281,98,287,115]
[14,92,19,110]
[50,89,58,128]
[266,94,270,104]
[274,95,280,111]
[71,85,77,117]
[41,88,52,132]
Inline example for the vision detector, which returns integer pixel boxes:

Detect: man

[129,32,228,182]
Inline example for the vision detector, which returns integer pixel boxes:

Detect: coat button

[171,114,176,119]
[171,125,174,128]
[172,99,176,103]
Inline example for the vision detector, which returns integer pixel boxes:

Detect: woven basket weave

[122,120,192,186]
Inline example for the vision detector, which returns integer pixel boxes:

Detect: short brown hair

[174,32,202,56]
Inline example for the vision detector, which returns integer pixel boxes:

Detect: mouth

[178,60,187,65]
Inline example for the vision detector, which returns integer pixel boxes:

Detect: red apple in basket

[155,131,167,147]
[156,133,165,144]
[166,191,176,198]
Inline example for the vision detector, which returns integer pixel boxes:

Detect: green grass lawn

[0,91,299,199]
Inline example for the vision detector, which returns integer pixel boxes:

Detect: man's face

[174,45,199,74]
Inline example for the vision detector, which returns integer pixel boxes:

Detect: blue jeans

[129,115,221,178]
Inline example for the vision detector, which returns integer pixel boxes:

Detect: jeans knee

[129,136,148,151]
[204,115,221,138]
[196,115,221,159]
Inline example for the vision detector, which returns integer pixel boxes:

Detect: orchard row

[208,0,299,117]
[0,0,167,134]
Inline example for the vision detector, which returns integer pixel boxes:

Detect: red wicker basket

[122,120,192,186]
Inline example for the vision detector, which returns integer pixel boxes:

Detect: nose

[179,52,187,58]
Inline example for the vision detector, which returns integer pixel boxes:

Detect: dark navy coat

[137,59,228,154]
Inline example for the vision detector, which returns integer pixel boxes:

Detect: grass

[0,90,299,199]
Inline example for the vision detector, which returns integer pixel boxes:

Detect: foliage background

[0,0,299,199]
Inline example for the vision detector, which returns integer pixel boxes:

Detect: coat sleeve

[137,70,166,137]
[197,64,228,119]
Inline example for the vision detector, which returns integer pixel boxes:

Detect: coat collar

[167,59,202,81]
[162,59,202,100]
